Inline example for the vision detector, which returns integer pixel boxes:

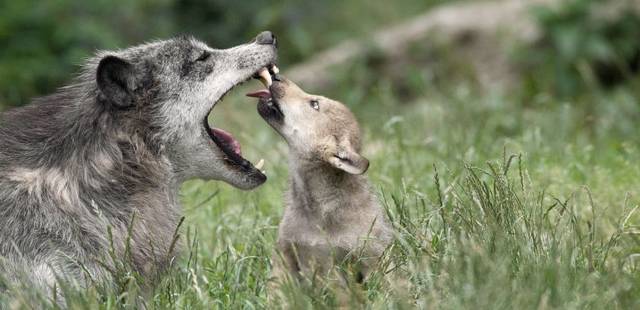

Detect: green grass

[3,68,640,308]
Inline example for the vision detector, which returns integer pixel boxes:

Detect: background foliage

[517,0,640,98]
[0,0,439,108]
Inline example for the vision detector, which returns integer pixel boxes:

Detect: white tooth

[259,68,272,87]
[261,170,266,174]
[272,65,279,74]
[255,158,265,170]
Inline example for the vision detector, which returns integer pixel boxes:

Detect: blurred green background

[2,0,639,106]
[0,0,441,107]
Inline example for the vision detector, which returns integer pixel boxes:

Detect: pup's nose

[255,31,276,46]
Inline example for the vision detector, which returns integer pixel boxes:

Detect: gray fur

[0,33,276,294]
[257,77,393,287]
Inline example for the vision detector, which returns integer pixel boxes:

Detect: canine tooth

[261,170,266,174]
[255,158,265,170]
[271,65,279,74]
[258,68,272,87]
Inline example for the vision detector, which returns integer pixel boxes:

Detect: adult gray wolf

[0,31,278,294]
[248,76,392,297]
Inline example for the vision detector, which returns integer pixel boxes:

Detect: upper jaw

[205,40,278,112]
[207,60,279,114]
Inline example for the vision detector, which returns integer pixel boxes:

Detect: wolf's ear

[97,56,137,108]
[324,138,370,175]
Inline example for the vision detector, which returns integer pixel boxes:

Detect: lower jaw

[257,100,284,122]
[204,125,254,170]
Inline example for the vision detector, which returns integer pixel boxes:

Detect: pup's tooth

[255,158,265,170]
[258,68,272,87]
[271,65,279,74]
[261,170,266,174]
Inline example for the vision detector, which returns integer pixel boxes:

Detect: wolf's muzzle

[255,31,277,46]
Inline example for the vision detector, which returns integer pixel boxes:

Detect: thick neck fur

[0,82,174,196]
[0,83,180,273]
[288,155,368,220]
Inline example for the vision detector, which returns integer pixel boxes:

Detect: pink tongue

[211,128,242,156]
[246,89,271,99]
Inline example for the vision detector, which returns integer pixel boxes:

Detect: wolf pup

[0,32,278,294]
[249,76,393,286]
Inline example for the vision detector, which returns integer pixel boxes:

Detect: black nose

[256,31,276,46]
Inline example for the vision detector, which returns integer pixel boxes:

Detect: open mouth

[246,76,284,122]
[203,64,278,174]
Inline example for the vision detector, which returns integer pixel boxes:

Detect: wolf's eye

[310,99,319,111]
[196,51,211,62]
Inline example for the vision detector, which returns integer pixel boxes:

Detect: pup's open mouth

[246,74,285,122]
[203,64,278,173]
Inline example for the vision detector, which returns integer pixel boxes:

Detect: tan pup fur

[255,76,393,290]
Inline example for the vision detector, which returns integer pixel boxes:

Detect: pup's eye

[196,52,211,62]
[310,99,319,111]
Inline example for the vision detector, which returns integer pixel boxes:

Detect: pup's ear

[324,138,370,175]
[97,56,137,108]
